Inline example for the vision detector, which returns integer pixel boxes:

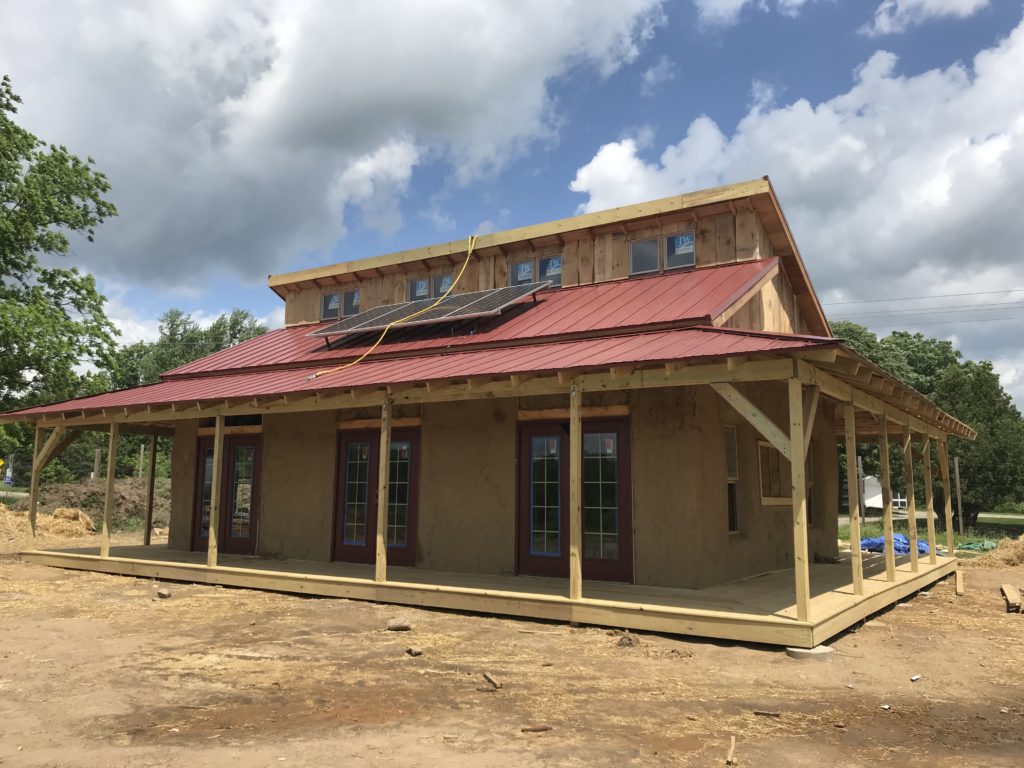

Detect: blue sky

[2,1,1024,396]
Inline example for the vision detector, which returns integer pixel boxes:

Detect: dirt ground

[1,528,1023,766]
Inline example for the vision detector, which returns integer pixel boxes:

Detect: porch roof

[0,325,833,421]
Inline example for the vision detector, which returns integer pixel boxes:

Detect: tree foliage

[0,75,118,410]
[831,320,1024,525]
[109,308,267,389]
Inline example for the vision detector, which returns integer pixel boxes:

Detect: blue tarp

[860,532,933,555]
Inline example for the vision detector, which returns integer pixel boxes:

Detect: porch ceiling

[815,350,975,441]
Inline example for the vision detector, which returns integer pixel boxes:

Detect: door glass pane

[583,432,618,560]
[199,447,214,538]
[388,440,412,547]
[343,442,370,545]
[530,435,561,556]
[230,446,254,538]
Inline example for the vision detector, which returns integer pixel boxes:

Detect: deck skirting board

[809,557,958,646]
[19,549,955,648]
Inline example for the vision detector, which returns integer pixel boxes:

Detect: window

[538,255,562,287]
[323,289,360,320]
[758,442,791,505]
[508,254,563,288]
[343,289,360,316]
[409,274,452,301]
[321,293,341,321]
[510,260,534,287]
[629,238,659,275]
[629,230,696,275]
[432,273,453,297]
[408,277,430,301]
[666,232,696,270]
[724,426,739,533]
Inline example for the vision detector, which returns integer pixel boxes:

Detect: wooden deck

[20,545,957,648]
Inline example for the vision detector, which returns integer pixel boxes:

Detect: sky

[2,0,1024,399]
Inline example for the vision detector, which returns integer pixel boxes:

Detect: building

[2,178,974,648]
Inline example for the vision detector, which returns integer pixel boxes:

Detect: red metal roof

[6,326,833,419]
[166,259,780,378]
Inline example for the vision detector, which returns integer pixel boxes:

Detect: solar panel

[311,281,550,339]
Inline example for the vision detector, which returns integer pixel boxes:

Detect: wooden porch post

[878,426,896,581]
[568,381,583,601]
[937,440,955,557]
[207,416,224,567]
[921,436,937,565]
[100,423,120,559]
[374,396,393,583]
[902,428,919,572]
[27,425,44,549]
[788,378,810,622]
[842,404,863,595]
[143,435,158,546]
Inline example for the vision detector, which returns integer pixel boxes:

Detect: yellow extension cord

[307,235,478,381]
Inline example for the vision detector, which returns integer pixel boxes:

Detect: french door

[191,436,262,555]
[517,421,633,582]
[333,430,419,567]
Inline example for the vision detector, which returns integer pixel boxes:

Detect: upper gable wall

[717,271,808,335]
[281,208,777,326]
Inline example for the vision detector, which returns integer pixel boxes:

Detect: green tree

[830,320,1024,527]
[110,308,268,388]
[0,74,118,484]
[933,361,1024,524]
[0,75,118,409]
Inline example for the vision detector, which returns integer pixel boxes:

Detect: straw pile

[966,534,1024,568]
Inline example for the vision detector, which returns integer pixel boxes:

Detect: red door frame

[332,429,420,567]
[191,435,262,555]
[516,419,633,583]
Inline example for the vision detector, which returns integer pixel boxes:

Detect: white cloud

[862,0,989,36]
[570,18,1024,398]
[641,56,678,96]
[102,283,163,346]
[474,209,512,236]
[0,0,664,288]
[694,0,817,26]
[328,138,420,238]
[262,306,285,331]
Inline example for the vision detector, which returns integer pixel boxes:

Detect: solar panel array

[311,281,550,339]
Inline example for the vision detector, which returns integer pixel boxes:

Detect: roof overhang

[0,332,971,442]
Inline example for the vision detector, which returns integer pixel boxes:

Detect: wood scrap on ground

[1000,584,1021,613]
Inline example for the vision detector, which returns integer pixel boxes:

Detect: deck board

[19,545,957,648]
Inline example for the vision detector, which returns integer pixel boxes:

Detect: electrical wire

[822,287,1024,306]
[836,315,1024,328]
[833,300,1024,320]
[307,235,478,381]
